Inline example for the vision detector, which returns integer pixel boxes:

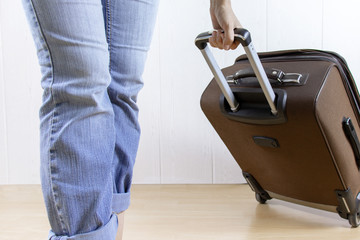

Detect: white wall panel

[323,0,360,85]
[267,0,323,50]
[134,18,162,184]
[157,0,214,183]
[2,0,42,184]
[0,0,8,184]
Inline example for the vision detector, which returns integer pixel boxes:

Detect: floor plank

[0,184,359,239]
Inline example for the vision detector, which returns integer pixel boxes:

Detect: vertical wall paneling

[3,0,42,183]
[134,17,162,184]
[267,0,323,51]
[323,0,360,85]
[0,0,9,184]
[156,0,213,183]
[157,0,215,183]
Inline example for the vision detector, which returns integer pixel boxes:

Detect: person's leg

[103,0,159,215]
[22,0,118,239]
[116,211,125,240]
[102,1,159,238]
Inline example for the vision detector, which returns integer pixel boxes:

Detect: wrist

[210,0,231,10]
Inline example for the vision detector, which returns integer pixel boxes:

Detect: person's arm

[209,0,242,50]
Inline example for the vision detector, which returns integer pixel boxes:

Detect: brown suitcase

[195,29,360,227]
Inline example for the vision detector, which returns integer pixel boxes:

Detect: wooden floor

[0,184,359,240]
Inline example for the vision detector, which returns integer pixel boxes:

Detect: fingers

[209,30,224,49]
[223,26,234,50]
[230,41,240,50]
[209,29,240,50]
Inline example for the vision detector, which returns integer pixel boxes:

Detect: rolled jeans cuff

[48,213,118,240]
[112,192,131,214]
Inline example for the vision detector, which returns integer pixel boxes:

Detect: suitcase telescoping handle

[195,28,278,116]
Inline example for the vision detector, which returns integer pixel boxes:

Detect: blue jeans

[22,0,159,239]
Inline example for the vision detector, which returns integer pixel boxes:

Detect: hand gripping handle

[195,28,278,115]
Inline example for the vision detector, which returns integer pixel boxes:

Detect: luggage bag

[195,29,360,227]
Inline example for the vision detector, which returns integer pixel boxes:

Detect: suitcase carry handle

[343,117,360,170]
[228,67,302,84]
[195,28,278,115]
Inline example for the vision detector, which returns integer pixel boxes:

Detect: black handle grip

[343,117,360,170]
[232,68,284,81]
[195,28,252,50]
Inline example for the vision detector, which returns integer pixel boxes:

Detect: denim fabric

[22,0,159,239]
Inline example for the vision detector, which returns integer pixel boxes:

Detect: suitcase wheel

[255,193,268,204]
[348,212,360,228]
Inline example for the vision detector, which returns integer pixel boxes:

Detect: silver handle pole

[244,43,278,115]
[201,45,239,112]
